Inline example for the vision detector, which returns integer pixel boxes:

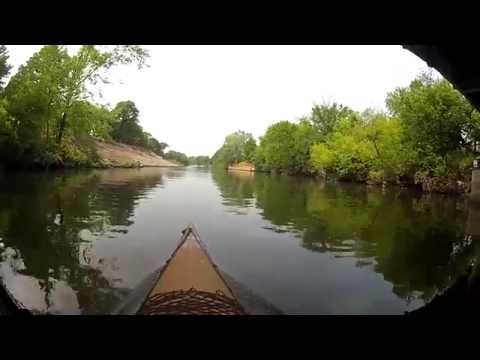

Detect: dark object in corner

[407,265,480,315]
[403,46,480,112]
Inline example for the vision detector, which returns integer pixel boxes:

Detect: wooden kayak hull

[137,224,246,315]
[2,224,281,315]
[113,224,283,315]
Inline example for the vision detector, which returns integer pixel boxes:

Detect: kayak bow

[137,225,246,315]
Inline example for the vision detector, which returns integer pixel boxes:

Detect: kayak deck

[149,231,234,297]
[138,225,246,315]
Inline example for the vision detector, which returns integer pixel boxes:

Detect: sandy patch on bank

[95,141,178,167]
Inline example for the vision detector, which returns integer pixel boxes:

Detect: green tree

[110,101,145,145]
[311,125,374,181]
[243,136,257,162]
[4,46,68,153]
[307,102,355,139]
[253,138,267,170]
[212,131,256,168]
[0,98,12,159]
[386,72,480,190]
[364,114,417,182]
[0,45,12,91]
[109,104,167,155]
[147,137,168,156]
[188,155,210,166]
[68,101,113,140]
[223,131,256,164]
[1,45,148,168]
[5,45,148,147]
[310,113,375,181]
[258,121,297,172]
[55,45,148,145]
[292,120,317,174]
[164,150,189,165]
[386,72,479,159]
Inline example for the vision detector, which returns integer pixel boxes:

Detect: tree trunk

[57,112,67,145]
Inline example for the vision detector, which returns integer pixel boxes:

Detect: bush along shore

[212,72,480,194]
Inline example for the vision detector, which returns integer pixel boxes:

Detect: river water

[0,167,478,314]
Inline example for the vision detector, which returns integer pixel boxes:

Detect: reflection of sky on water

[0,167,477,314]
[1,247,80,314]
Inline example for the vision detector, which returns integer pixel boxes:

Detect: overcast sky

[5,45,434,157]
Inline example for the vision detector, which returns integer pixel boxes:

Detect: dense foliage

[188,156,210,166]
[164,150,189,166]
[213,72,480,193]
[109,100,168,156]
[3,45,480,193]
[211,131,257,168]
[0,45,181,169]
[0,46,12,90]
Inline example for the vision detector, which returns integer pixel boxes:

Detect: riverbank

[259,170,470,195]
[227,161,255,172]
[94,141,178,168]
[0,140,179,172]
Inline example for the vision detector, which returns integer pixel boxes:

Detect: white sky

[5,45,434,157]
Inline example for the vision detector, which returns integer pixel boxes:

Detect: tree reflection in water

[1,167,478,314]
[0,168,168,314]
[212,169,479,305]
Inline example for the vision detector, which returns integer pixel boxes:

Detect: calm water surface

[0,167,478,314]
